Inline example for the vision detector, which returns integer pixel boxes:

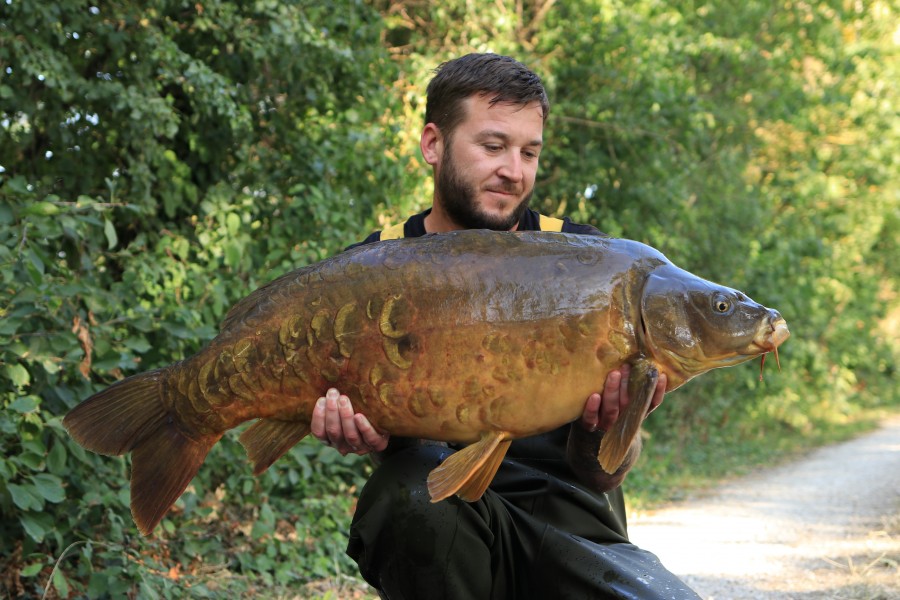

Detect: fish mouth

[752,317,790,353]
[751,317,790,377]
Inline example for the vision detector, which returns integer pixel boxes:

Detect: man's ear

[420,123,443,166]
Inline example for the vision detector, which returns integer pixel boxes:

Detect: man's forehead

[462,93,545,123]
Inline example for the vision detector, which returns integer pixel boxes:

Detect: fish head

[639,265,790,388]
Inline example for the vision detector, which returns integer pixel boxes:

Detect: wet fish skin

[63,230,789,535]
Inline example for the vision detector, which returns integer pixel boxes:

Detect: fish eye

[713,294,732,314]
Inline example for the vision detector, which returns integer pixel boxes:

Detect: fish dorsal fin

[239,418,311,475]
[426,432,511,503]
[219,274,289,331]
[596,359,659,473]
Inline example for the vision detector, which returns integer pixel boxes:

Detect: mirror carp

[64,229,789,535]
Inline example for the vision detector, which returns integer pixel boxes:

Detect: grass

[624,404,900,511]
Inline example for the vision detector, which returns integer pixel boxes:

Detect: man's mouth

[484,186,521,197]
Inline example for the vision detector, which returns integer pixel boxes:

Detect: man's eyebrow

[476,130,543,147]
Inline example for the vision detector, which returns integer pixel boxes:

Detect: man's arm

[566,365,666,492]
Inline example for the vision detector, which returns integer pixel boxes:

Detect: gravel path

[628,415,900,600]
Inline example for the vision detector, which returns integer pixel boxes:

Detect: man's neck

[423,204,459,233]
[423,203,520,233]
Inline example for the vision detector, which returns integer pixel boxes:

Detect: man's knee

[355,444,451,518]
[348,445,461,565]
[347,444,498,598]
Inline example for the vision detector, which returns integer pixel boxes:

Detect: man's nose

[497,151,524,182]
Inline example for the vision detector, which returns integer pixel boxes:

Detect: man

[311,53,701,599]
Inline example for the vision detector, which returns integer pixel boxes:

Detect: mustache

[484,181,523,195]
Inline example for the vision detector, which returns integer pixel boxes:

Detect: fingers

[354,413,390,452]
[580,364,668,433]
[581,392,603,432]
[311,388,389,456]
[596,369,622,431]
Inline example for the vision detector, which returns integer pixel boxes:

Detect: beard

[436,143,532,231]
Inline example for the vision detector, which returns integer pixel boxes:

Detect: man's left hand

[579,364,666,433]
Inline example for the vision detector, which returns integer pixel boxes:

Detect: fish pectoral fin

[455,438,512,502]
[426,432,512,503]
[239,418,310,475]
[596,360,659,474]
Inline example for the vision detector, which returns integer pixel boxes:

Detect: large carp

[64,230,789,535]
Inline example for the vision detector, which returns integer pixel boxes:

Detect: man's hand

[578,364,666,434]
[310,388,390,456]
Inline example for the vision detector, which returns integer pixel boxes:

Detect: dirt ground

[628,415,900,600]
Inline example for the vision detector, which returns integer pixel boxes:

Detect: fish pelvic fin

[426,432,512,503]
[239,418,311,475]
[597,360,659,474]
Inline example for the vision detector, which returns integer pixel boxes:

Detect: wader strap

[539,214,565,232]
[380,213,564,240]
[380,221,406,241]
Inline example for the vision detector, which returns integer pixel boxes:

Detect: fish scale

[63,229,789,535]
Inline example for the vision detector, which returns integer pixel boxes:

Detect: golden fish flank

[63,229,789,535]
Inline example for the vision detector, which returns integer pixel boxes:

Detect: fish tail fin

[63,369,169,455]
[239,418,310,475]
[63,368,218,536]
[130,424,220,536]
[427,432,511,503]
[597,361,658,473]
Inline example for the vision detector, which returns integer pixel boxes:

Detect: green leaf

[16,452,45,470]
[5,364,30,388]
[20,562,44,577]
[104,217,118,249]
[31,473,66,503]
[23,201,60,217]
[51,568,70,598]
[7,395,38,413]
[47,441,67,474]
[226,212,241,235]
[20,514,47,542]
[123,336,152,353]
[0,459,13,480]
[8,483,44,511]
[224,240,241,268]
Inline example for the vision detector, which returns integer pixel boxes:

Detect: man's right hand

[310,388,390,456]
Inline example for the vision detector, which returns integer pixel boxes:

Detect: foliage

[1,0,395,597]
[1,0,899,597]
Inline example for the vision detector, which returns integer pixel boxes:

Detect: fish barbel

[64,230,789,535]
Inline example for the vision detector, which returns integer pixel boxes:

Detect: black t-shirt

[348,207,602,249]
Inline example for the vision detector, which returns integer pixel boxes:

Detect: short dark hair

[424,53,550,139]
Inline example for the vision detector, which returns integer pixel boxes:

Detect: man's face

[434,94,544,231]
